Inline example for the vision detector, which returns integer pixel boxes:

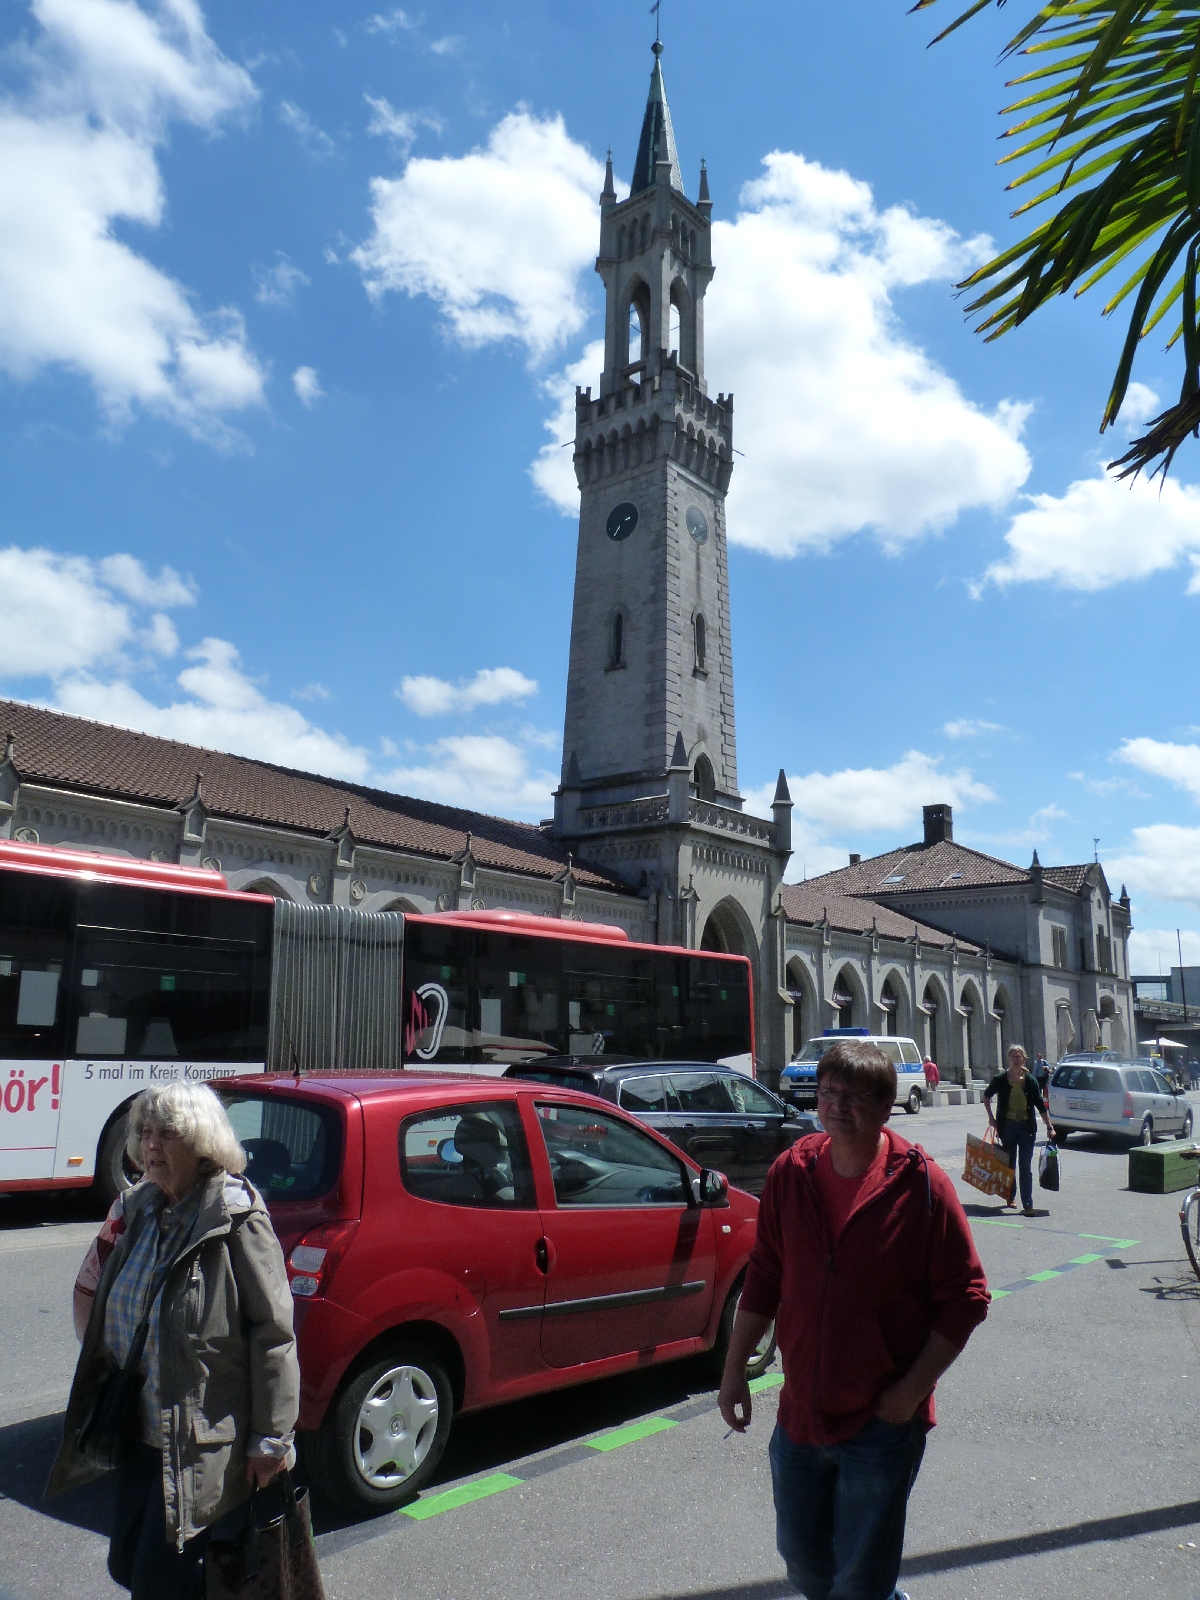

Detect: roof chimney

[923,804,953,846]
[849,853,861,866]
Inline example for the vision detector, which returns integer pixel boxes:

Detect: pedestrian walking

[1190,1059,1199,1092]
[47,1083,302,1600]
[718,1038,989,1600]
[922,1055,940,1090]
[1031,1051,1051,1100]
[983,1045,1055,1217]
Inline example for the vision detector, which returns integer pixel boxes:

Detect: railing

[689,799,777,845]
[577,796,671,832]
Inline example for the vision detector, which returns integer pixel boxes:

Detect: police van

[778,1028,926,1115]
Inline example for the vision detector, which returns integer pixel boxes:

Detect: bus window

[565,944,655,1058]
[474,932,564,1062]
[71,883,270,1061]
[656,954,750,1062]
[0,873,71,1058]
[402,919,473,1062]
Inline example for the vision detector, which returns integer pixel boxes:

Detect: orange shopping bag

[962,1128,1015,1199]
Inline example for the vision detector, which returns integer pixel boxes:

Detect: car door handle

[535,1238,556,1275]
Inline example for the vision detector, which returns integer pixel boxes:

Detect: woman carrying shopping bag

[983,1045,1056,1217]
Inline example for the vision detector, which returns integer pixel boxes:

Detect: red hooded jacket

[740,1128,989,1447]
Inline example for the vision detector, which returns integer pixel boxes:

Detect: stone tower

[553,41,793,1071]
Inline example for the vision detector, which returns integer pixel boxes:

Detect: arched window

[608,610,625,669]
[693,754,716,801]
[880,977,898,1037]
[693,612,706,670]
[628,302,642,366]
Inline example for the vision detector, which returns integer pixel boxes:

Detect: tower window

[608,610,625,669]
[693,612,706,671]
[693,755,716,802]
[628,303,642,366]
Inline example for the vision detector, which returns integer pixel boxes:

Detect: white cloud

[293,682,331,702]
[254,254,309,307]
[979,470,1200,594]
[352,110,613,364]
[1120,381,1160,431]
[429,35,461,55]
[364,9,416,35]
[292,365,323,406]
[364,94,440,154]
[397,666,538,717]
[0,0,265,438]
[0,545,194,677]
[522,138,1030,549]
[530,339,603,512]
[1128,926,1200,974]
[1119,737,1200,800]
[277,99,333,155]
[943,718,1003,740]
[1108,825,1200,915]
[380,733,557,819]
[54,638,374,781]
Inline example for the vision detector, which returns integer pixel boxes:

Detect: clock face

[605,501,639,541]
[686,505,709,545]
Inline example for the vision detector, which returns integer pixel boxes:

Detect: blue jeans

[769,1417,926,1600]
[1000,1118,1036,1210]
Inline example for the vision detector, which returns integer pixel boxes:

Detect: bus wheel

[94,1111,137,1208]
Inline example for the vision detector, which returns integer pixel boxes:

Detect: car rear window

[223,1094,341,1201]
[1051,1065,1122,1094]
[618,1075,670,1113]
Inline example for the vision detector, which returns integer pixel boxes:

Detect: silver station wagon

[1048,1052,1194,1146]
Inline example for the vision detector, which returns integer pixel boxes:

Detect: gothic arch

[669,276,696,372]
[958,977,988,1081]
[828,962,869,1031]
[699,898,760,985]
[623,277,651,368]
[920,974,950,1068]
[243,877,293,901]
[991,981,1017,1063]
[876,967,912,1039]
[381,896,420,913]
[786,958,819,1058]
[692,752,715,801]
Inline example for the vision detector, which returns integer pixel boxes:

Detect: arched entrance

[920,976,949,1070]
[828,963,868,1031]
[958,979,987,1082]
[785,958,818,1058]
[992,983,1015,1064]
[382,896,421,914]
[699,897,757,960]
[244,878,292,901]
[877,969,911,1039]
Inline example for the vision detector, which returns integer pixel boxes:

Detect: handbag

[1038,1142,1060,1192]
[962,1128,1015,1198]
[205,1471,326,1600]
[77,1250,173,1473]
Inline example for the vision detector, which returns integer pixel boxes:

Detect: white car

[1049,1053,1194,1145]
[779,1030,927,1116]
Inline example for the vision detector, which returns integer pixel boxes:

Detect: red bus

[0,838,754,1201]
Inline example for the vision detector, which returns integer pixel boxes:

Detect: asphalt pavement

[3,1101,1200,1600]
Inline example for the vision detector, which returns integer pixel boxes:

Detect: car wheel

[306,1344,454,1515]
[1183,1110,1194,1140]
[93,1109,138,1208]
[709,1279,777,1383]
[1140,1116,1155,1147]
[905,1088,922,1115]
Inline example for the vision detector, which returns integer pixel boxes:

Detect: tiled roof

[803,838,1030,897]
[1041,865,1092,893]
[779,883,982,953]
[0,699,633,894]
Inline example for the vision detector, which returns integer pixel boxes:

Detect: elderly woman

[47,1082,300,1600]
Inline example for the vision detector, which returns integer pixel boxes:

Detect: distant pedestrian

[923,1055,940,1090]
[719,1038,989,1600]
[984,1045,1056,1217]
[1190,1059,1200,1091]
[1030,1052,1051,1099]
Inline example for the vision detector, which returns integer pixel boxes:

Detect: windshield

[793,1040,826,1063]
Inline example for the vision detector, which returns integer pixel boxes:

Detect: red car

[219,1073,771,1514]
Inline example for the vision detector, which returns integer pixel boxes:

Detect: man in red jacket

[719,1038,989,1600]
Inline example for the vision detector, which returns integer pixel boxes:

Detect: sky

[3,0,1200,976]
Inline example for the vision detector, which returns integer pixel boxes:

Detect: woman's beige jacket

[47,1171,300,1549]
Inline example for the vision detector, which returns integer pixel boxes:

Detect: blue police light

[821,1027,871,1037]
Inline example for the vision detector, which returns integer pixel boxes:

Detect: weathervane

[650,0,662,44]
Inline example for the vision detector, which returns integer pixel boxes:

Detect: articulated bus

[0,838,754,1201]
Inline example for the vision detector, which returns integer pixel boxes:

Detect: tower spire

[630,38,682,195]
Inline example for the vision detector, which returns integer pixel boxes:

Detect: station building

[0,44,1135,1086]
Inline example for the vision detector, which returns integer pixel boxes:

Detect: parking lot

[3,1099,1200,1600]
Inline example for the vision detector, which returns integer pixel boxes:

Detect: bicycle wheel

[1180,1187,1200,1281]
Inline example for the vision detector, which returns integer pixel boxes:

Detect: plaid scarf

[104,1182,206,1445]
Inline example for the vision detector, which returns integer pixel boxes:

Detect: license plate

[1067,1098,1102,1113]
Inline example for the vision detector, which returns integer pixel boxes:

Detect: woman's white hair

[125,1082,246,1176]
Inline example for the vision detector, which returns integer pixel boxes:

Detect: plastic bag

[1038,1142,1060,1192]
[963,1129,1015,1198]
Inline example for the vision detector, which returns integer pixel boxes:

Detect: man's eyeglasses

[815,1086,877,1112]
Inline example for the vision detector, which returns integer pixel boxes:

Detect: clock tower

[553,41,793,1062]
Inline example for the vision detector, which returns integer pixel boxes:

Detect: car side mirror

[691,1167,728,1206]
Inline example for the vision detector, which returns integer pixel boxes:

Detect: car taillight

[1122,1092,1135,1119]
[286,1219,359,1299]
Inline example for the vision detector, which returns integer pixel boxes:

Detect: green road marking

[587,1416,678,1452]
[976,1219,1024,1229]
[1070,1253,1104,1265]
[1080,1234,1136,1246]
[401,1472,523,1521]
[991,1289,1011,1298]
[749,1372,785,1393]
[1027,1269,1060,1282]
[990,1240,1139,1304]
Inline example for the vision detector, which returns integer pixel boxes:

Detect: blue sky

[4,0,1200,974]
